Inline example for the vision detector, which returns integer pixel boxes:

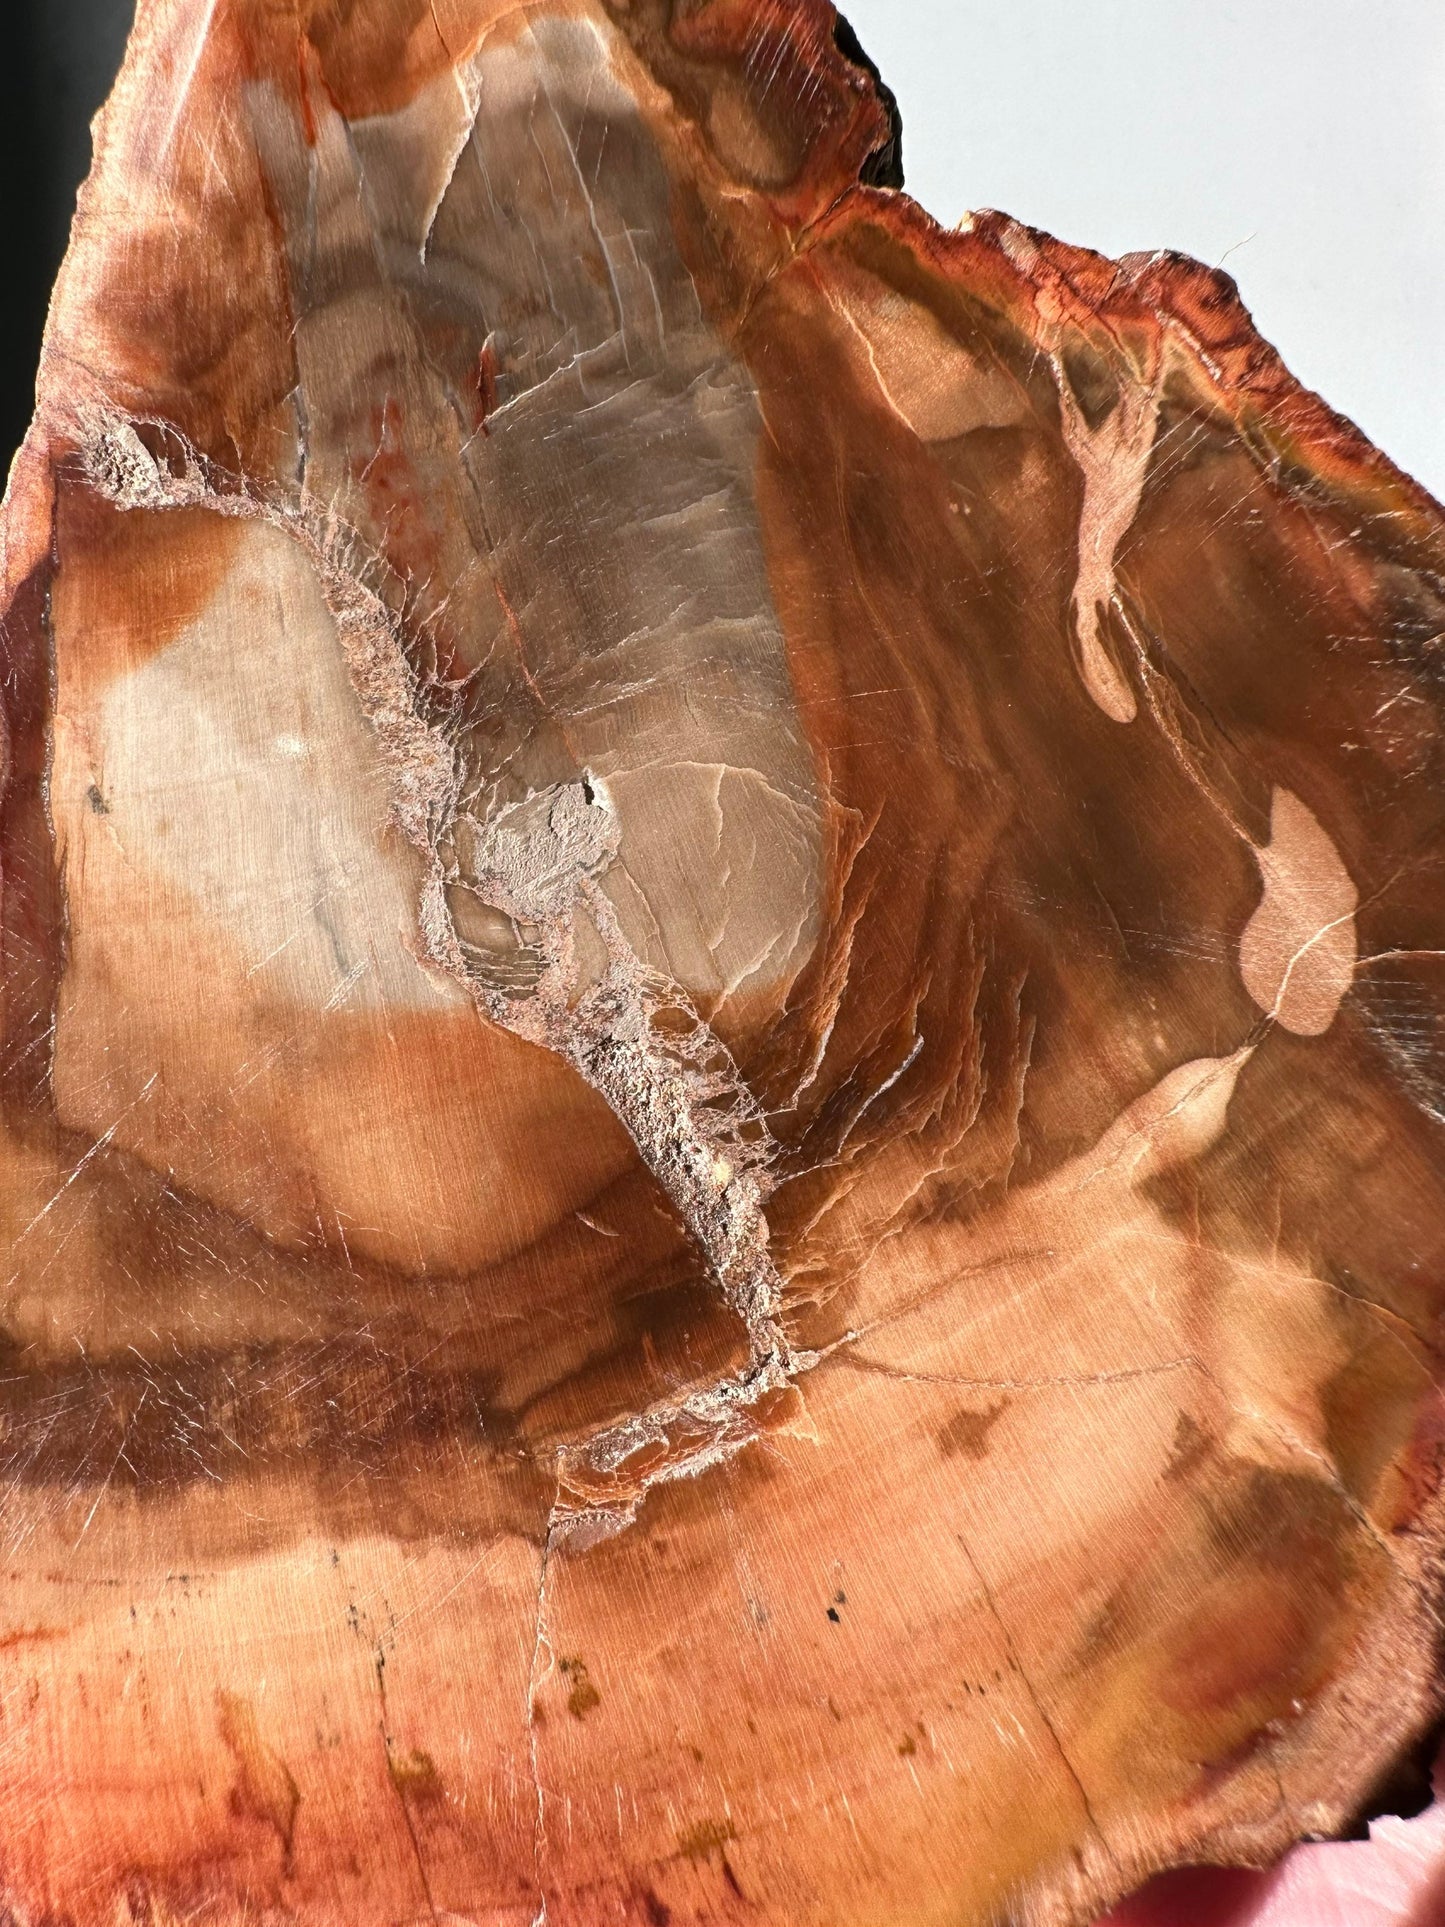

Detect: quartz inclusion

[1,3,1445,1924]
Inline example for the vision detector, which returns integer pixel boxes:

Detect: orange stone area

[1,4,1443,1925]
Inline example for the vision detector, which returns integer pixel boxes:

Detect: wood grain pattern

[2,4,1444,1923]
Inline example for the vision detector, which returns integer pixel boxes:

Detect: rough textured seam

[77,411,802,1533]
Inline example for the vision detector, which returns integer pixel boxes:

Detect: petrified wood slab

[2,3,1444,1924]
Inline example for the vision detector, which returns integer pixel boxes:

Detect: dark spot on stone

[938,1400,1007,1460]
[640,1890,671,1927]
[1204,1464,1350,1582]
[86,784,108,814]
[898,1733,917,1757]
[387,1747,444,1807]
[827,1606,840,1622]
[1164,1411,1214,1483]
[560,1656,602,1719]
[677,1817,737,1863]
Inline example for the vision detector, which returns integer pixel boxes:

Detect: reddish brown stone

[1,4,1443,1924]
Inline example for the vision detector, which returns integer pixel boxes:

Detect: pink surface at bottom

[1098,1757,1445,1927]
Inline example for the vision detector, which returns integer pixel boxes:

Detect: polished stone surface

[1,4,1444,1924]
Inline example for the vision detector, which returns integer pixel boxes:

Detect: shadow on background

[0,0,134,479]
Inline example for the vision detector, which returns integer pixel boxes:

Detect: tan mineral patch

[217,1689,300,1862]
[824,266,1028,445]
[1054,353,1158,724]
[1239,787,1358,1036]
[1074,1047,1252,1190]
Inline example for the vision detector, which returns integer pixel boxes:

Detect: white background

[842,0,1445,502]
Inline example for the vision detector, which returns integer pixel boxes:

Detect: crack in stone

[374,1641,442,1927]
[836,1349,1206,1395]
[526,1491,560,1927]
[81,409,1445,1635]
[78,408,799,1534]
[951,1526,1117,1876]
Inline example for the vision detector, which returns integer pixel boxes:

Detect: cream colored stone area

[1240,787,1358,1036]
